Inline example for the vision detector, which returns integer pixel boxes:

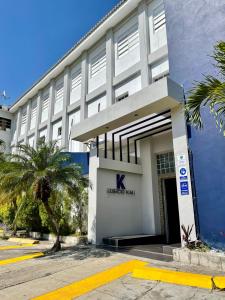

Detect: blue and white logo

[180,181,189,195]
[179,167,187,176]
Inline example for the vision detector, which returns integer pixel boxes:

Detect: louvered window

[54,81,64,114]
[30,101,37,129]
[90,49,106,77]
[71,69,81,90]
[117,23,139,58]
[41,93,49,123]
[153,3,166,32]
[20,110,27,135]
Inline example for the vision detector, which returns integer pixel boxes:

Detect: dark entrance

[164,178,181,244]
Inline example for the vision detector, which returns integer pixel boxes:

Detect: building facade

[3,0,225,249]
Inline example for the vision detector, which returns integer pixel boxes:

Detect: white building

[7,0,221,248]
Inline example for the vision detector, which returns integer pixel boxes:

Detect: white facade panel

[28,135,35,147]
[39,127,47,141]
[68,110,81,152]
[151,57,169,81]
[70,63,82,104]
[148,0,167,53]
[54,78,64,115]
[88,42,106,93]
[115,74,142,101]
[87,94,107,118]
[52,119,62,147]
[114,15,140,76]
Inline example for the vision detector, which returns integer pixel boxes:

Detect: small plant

[181,224,194,249]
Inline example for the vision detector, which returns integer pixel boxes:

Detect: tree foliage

[0,140,88,251]
[185,41,225,134]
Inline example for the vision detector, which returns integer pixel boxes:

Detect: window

[20,110,27,135]
[54,80,64,114]
[30,100,37,129]
[87,94,106,117]
[71,69,81,90]
[41,92,49,123]
[116,92,129,102]
[90,49,106,78]
[57,126,62,137]
[153,3,166,32]
[0,117,11,131]
[117,22,139,59]
[157,152,175,175]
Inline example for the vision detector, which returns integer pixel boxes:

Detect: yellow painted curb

[132,266,225,290]
[0,243,34,250]
[0,252,44,266]
[32,260,148,300]
[8,238,39,244]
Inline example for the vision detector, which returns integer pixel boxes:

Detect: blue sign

[180,167,187,176]
[180,176,188,181]
[180,181,189,195]
[116,174,125,190]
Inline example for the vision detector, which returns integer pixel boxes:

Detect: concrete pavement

[0,240,224,299]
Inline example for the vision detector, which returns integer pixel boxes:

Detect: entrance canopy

[71,77,183,142]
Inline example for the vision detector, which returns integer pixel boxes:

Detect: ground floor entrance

[163,178,181,244]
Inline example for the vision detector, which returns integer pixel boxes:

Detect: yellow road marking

[32,260,147,300]
[0,243,34,250]
[0,252,44,266]
[132,266,225,290]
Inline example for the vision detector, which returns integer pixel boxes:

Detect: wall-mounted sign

[107,174,135,195]
[177,153,186,166]
[180,181,189,195]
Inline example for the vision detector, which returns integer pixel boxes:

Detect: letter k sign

[116,174,125,190]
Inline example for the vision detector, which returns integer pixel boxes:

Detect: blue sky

[0,0,120,105]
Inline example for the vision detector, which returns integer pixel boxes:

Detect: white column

[171,105,197,244]
[80,52,88,121]
[106,29,114,106]
[34,91,42,148]
[46,80,55,143]
[14,108,22,146]
[24,101,31,144]
[61,67,70,150]
[138,1,150,87]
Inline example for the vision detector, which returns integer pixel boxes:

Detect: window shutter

[153,3,166,32]
[90,49,106,77]
[55,82,64,103]
[117,23,139,58]
[71,69,81,90]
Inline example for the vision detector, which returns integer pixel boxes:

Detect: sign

[177,154,186,166]
[107,174,135,195]
[179,167,187,176]
[180,181,189,195]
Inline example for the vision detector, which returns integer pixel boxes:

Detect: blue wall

[165,0,225,249]
[66,152,89,175]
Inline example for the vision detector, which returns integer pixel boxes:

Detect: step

[103,234,164,247]
[163,245,180,255]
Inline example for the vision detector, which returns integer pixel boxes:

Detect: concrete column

[46,80,55,143]
[138,1,150,87]
[61,67,70,150]
[106,29,114,106]
[34,91,42,148]
[171,105,197,244]
[80,52,88,121]
[24,101,31,144]
[14,108,22,146]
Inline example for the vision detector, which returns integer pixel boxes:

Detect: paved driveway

[0,240,224,299]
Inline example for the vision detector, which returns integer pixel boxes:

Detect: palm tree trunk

[43,201,61,251]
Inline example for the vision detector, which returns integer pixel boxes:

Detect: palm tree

[0,140,88,251]
[185,41,225,133]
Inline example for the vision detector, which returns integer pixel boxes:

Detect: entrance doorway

[163,178,181,244]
